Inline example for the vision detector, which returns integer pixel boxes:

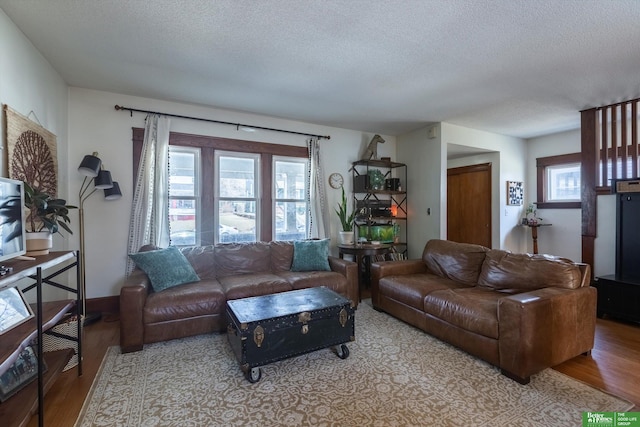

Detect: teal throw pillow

[128,246,200,292]
[291,239,331,272]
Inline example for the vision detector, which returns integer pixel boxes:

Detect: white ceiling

[1,0,639,139]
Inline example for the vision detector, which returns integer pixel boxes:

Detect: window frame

[168,146,201,246]
[133,128,308,244]
[215,150,260,243]
[273,156,309,240]
[536,152,582,209]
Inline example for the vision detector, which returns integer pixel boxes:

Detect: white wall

[68,88,396,298]
[441,123,527,251]
[396,125,443,258]
[526,129,616,275]
[0,9,69,300]
[397,123,527,255]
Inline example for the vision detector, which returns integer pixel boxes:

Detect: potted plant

[23,182,76,256]
[335,187,357,245]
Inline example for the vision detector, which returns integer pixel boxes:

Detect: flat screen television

[0,177,26,263]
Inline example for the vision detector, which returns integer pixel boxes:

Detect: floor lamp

[78,152,122,325]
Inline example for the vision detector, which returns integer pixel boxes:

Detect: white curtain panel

[126,114,171,275]
[307,137,329,239]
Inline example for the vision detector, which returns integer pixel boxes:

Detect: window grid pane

[169,147,199,246]
[274,158,308,241]
[546,163,581,201]
[217,152,259,243]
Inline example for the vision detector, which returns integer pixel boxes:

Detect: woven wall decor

[3,105,58,197]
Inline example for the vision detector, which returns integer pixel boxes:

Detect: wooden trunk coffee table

[226,286,355,383]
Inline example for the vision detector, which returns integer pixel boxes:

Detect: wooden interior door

[447,163,492,247]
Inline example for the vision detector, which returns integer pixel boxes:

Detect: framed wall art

[0,344,45,402]
[507,181,524,206]
[0,286,34,335]
[3,105,58,197]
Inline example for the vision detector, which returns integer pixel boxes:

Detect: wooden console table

[523,223,551,254]
[338,243,392,301]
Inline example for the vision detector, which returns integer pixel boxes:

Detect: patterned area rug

[76,301,632,427]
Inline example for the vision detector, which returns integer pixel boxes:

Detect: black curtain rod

[114,105,331,140]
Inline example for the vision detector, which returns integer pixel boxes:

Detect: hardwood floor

[26,313,640,426]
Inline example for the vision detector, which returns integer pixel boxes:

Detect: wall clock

[328,172,344,189]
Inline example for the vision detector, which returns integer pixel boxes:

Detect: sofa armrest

[498,286,597,382]
[328,256,359,307]
[370,260,428,307]
[371,259,428,278]
[119,269,151,353]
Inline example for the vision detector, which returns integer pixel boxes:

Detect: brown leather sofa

[371,239,596,384]
[120,241,358,353]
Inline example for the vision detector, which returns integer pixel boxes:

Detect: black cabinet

[594,180,640,322]
[593,275,640,322]
[616,190,640,282]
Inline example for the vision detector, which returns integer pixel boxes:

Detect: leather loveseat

[371,239,596,384]
[120,241,358,353]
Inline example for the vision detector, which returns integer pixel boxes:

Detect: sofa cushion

[423,288,501,339]
[270,241,294,271]
[478,250,583,291]
[180,245,216,279]
[143,279,225,323]
[277,271,348,295]
[128,246,200,292]
[215,242,272,278]
[219,273,292,300]
[290,239,331,272]
[378,273,470,311]
[422,239,488,285]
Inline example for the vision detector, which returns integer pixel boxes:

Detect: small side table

[523,223,551,254]
[338,243,392,301]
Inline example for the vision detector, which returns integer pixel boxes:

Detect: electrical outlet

[504,209,508,216]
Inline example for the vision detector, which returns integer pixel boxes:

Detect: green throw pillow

[291,239,331,272]
[128,246,200,292]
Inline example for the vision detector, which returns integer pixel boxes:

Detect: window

[274,157,308,241]
[536,153,581,209]
[168,147,200,245]
[134,128,309,245]
[216,152,259,243]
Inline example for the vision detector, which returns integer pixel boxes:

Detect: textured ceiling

[1,0,639,138]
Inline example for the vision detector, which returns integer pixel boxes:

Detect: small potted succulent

[23,182,76,255]
[335,187,357,244]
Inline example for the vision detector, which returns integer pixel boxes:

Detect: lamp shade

[94,170,114,189]
[78,154,102,177]
[104,181,122,200]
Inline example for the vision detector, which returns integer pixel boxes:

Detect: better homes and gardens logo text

[583,412,640,427]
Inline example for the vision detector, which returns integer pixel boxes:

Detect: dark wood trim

[536,152,582,208]
[131,128,308,244]
[535,152,582,167]
[447,162,491,176]
[201,147,215,246]
[86,296,119,315]
[633,102,638,178]
[260,153,272,242]
[581,108,597,272]
[535,201,581,209]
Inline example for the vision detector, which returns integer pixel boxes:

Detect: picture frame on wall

[0,344,46,402]
[0,286,34,335]
[507,181,524,206]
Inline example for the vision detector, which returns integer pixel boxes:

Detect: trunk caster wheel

[246,367,262,383]
[336,344,349,359]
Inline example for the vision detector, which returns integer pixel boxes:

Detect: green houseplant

[335,187,357,244]
[23,182,76,255]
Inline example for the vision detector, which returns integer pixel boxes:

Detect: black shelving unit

[351,159,407,258]
[0,251,81,427]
